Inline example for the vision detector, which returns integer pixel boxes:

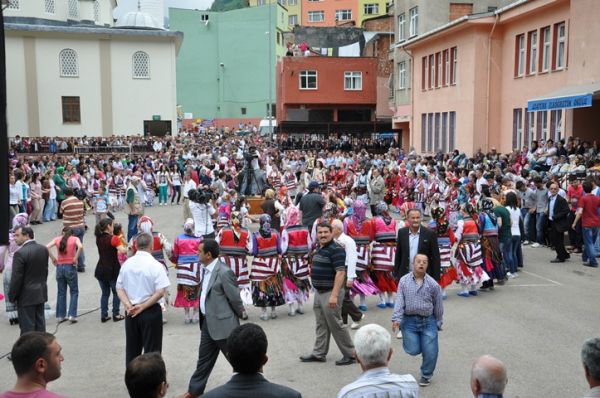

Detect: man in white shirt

[182,172,197,221]
[117,233,170,365]
[337,324,418,398]
[332,220,364,330]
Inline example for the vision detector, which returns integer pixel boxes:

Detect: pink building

[401,0,600,155]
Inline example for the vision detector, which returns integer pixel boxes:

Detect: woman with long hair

[29,172,45,224]
[156,164,170,206]
[171,218,203,324]
[504,191,522,278]
[94,218,125,323]
[47,226,83,323]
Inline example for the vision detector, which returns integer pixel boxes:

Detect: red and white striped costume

[250,232,281,281]
[371,217,397,272]
[217,226,251,288]
[281,225,311,279]
[344,217,374,271]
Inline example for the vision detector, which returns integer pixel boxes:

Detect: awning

[527,82,600,112]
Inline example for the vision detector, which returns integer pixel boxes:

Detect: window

[422,56,427,90]
[515,34,525,77]
[132,51,150,79]
[398,13,405,42]
[434,113,441,151]
[6,0,19,10]
[344,72,362,90]
[540,111,548,140]
[288,0,297,5]
[398,61,406,89]
[62,96,81,123]
[526,111,535,147]
[409,7,418,37]
[443,49,449,85]
[68,0,79,19]
[541,26,550,72]
[308,11,324,22]
[441,112,448,152]
[364,4,379,15]
[427,113,433,152]
[450,47,457,84]
[45,0,55,14]
[94,0,101,22]
[488,6,497,12]
[528,31,537,74]
[555,22,566,69]
[449,111,456,150]
[278,0,286,6]
[300,70,317,89]
[289,15,298,25]
[436,52,442,88]
[513,108,523,149]
[429,54,434,89]
[59,49,79,77]
[335,10,352,21]
[241,107,247,115]
[421,114,427,152]
[551,109,562,141]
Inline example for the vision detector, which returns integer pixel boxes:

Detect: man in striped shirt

[392,253,444,387]
[300,222,355,366]
[60,187,86,272]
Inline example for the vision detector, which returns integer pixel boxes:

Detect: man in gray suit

[177,239,246,398]
[8,226,49,335]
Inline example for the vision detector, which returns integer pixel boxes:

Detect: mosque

[4,0,182,138]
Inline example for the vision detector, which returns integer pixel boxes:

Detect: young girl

[235,196,253,228]
[111,223,128,265]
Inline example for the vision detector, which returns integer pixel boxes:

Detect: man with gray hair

[337,324,418,398]
[470,355,507,397]
[581,338,600,397]
[117,233,171,365]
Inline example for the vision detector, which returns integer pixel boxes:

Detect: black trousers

[18,304,45,335]
[125,304,163,365]
[549,221,569,261]
[341,288,362,324]
[188,316,229,396]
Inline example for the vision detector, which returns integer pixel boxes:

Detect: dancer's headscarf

[323,202,338,220]
[231,211,243,242]
[259,214,272,239]
[431,207,448,235]
[284,206,300,229]
[12,213,29,231]
[351,200,367,228]
[138,216,154,234]
[183,218,195,235]
[376,201,392,224]
[480,198,497,225]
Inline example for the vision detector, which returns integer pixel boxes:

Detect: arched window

[94,0,101,22]
[132,51,150,79]
[68,0,79,19]
[59,49,79,77]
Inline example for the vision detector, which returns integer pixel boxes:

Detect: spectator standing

[53,167,66,219]
[8,226,50,335]
[42,169,58,222]
[531,177,548,248]
[117,233,170,365]
[470,355,508,398]
[59,187,86,273]
[567,176,584,253]
[573,181,600,268]
[368,168,385,216]
[392,253,444,387]
[94,218,125,323]
[300,222,355,366]
[202,324,302,398]
[0,332,65,398]
[299,181,325,229]
[547,183,571,263]
[46,227,83,323]
[125,176,144,242]
[9,174,21,225]
[337,324,418,398]
[182,172,197,221]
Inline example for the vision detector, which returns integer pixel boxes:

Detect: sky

[113,0,214,21]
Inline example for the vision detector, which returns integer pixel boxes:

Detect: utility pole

[267,1,273,139]
[1,2,10,244]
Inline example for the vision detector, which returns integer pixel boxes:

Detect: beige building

[4,0,182,137]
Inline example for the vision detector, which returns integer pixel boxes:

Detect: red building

[276,56,378,125]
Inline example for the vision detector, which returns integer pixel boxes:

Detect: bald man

[470,355,508,398]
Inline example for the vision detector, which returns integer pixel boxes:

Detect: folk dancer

[370,202,398,308]
[171,219,202,324]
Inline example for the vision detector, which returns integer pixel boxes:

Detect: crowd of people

[2,131,600,397]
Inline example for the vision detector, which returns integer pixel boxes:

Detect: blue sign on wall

[527,93,592,112]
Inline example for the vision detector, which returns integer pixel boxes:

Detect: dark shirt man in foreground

[203,323,302,398]
[0,332,66,398]
[300,222,355,365]
[392,253,444,387]
[470,355,508,398]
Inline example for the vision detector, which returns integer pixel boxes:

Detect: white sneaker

[507,272,517,279]
[396,331,403,339]
[512,272,519,278]
[522,240,530,245]
[531,243,541,248]
[350,314,365,330]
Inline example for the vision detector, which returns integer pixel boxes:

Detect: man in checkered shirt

[391,253,444,388]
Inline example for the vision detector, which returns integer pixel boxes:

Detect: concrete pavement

[0,204,598,397]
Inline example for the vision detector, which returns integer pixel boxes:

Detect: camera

[189,188,216,204]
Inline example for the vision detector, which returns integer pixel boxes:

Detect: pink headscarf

[284,206,300,229]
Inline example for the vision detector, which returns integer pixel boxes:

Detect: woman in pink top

[47,227,83,323]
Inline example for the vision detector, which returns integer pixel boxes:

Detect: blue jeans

[128,214,139,242]
[522,209,532,241]
[71,227,86,270]
[98,279,121,318]
[582,227,599,266]
[536,212,546,245]
[56,265,79,318]
[510,235,521,272]
[500,237,515,273]
[401,315,439,380]
[43,198,57,221]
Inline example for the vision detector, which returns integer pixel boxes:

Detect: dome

[115,10,163,30]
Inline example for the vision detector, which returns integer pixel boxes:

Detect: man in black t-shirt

[299,181,325,228]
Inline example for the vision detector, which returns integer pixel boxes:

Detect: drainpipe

[401,46,413,150]
[485,12,499,152]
